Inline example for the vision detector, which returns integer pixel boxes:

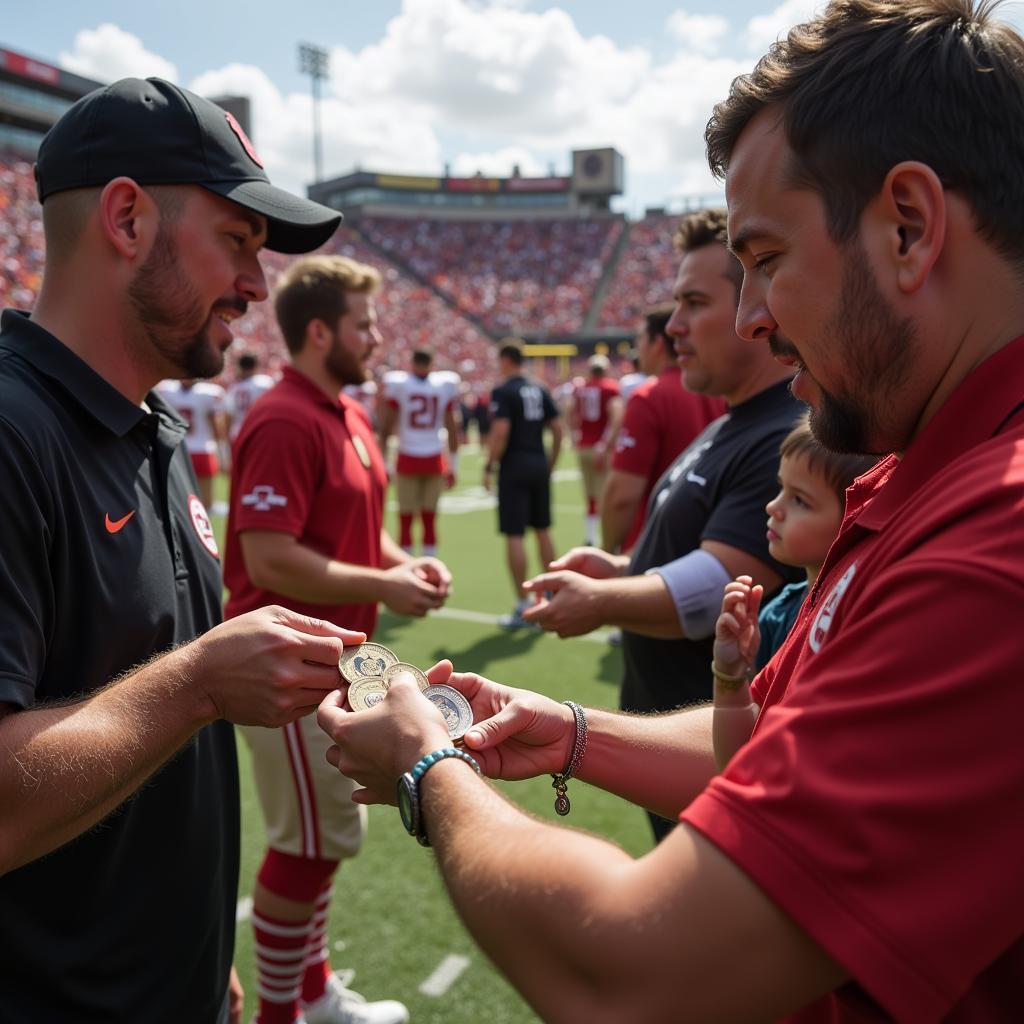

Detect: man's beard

[325,331,367,388]
[127,221,236,380]
[807,243,915,455]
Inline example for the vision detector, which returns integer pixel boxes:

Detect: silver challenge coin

[338,642,398,685]
[347,676,389,713]
[422,684,474,741]
[382,662,430,693]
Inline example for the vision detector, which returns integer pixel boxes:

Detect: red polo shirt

[224,366,388,636]
[683,337,1024,1020]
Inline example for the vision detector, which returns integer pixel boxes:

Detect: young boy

[711,417,876,770]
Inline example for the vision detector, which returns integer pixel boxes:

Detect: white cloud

[321,0,746,207]
[52,2,764,212]
[745,1,822,53]
[190,63,442,198]
[330,0,649,138]
[59,23,178,83]
[666,12,730,55]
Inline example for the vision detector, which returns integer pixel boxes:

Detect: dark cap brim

[203,179,342,254]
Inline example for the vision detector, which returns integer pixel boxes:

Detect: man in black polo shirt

[521,210,803,839]
[483,340,563,629]
[0,78,359,1023]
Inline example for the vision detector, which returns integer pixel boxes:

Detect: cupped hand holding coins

[339,638,475,745]
[337,642,474,743]
[320,642,579,808]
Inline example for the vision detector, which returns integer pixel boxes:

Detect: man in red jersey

[568,354,622,545]
[319,2,1024,1020]
[225,254,449,1024]
[602,303,724,553]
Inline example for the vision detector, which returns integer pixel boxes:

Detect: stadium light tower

[298,42,329,183]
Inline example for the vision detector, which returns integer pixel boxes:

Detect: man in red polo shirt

[318,2,1024,1019]
[225,254,448,1024]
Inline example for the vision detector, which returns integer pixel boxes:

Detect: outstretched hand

[521,569,606,637]
[443,667,575,781]
[194,605,366,727]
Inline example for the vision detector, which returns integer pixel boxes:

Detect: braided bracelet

[551,700,588,816]
[710,660,751,692]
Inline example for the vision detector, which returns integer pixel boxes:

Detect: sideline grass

[216,446,654,1022]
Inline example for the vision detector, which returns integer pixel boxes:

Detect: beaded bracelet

[551,700,588,816]
[411,746,482,782]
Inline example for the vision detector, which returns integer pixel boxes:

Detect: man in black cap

[0,78,352,1024]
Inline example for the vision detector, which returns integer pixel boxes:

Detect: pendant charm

[554,793,570,816]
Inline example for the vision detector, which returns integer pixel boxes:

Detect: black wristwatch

[396,747,482,847]
[397,771,430,847]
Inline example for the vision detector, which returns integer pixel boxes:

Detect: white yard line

[236,895,253,922]
[418,954,471,997]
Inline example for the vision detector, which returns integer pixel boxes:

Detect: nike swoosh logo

[105,510,136,534]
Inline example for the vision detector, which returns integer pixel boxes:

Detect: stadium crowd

[359,215,624,335]
[0,155,44,311]
[595,212,683,328]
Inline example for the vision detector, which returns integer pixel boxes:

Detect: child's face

[765,453,844,570]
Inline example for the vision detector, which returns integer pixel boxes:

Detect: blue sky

[9,1,1024,216]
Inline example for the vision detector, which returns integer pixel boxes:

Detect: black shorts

[497,458,551,535]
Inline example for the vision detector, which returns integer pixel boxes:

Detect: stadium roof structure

[0,46,102,156]
[308,147,625,222]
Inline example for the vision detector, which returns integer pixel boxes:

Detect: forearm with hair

[572,705,717,817]
[597,573,685,638]
[0,643,213,875]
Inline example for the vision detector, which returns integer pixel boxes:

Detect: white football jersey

[226,374,275,439]
[342,380,379,423]
[619,371,648,402]
[156,380,225,454]
[382,370,460,457]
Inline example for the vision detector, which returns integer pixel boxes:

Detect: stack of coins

[338,642,474,744]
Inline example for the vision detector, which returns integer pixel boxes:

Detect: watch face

[395,770,419,839]
[397,773,417,836]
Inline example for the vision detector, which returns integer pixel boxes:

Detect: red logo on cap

[225,112,263,169]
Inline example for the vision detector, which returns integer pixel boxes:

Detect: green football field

[214,444,654,1023]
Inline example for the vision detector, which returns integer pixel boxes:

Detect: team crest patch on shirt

[188,494,220,558]
[241,485,288,511]
[809,562,856,653]
[352,435,372,469]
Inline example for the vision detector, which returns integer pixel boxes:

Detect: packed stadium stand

[0,154,43,312]
[358,215,624,336]
[595,213,683,329]
[1,44,720,397]
[0,148,698,389]
[238,228,500,386]
[0,153,499,387]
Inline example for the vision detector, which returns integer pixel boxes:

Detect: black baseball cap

[35,77,341,254]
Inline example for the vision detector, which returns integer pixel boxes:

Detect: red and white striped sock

[252,908,310,1024]
[300,881,334,1005]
